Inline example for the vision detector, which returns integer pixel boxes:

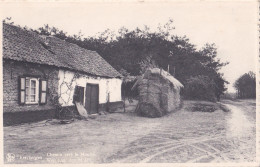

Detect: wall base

[3,101,124,126]
[99,101,124,113]
[3,109,56,126]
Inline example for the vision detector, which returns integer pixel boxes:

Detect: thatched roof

[132,68,184,90]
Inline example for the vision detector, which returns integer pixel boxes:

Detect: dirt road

[4,100,256,163]
[104,100,256,163]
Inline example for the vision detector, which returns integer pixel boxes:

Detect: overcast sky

[1,1,258,92]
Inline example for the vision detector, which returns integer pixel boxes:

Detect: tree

[234,71,256,99]
[8,18,228,101]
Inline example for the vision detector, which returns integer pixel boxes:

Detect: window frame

[25,77,39,104]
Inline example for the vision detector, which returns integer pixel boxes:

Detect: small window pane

[42,81,47,91]
[41,93,46,103]
[26,96,29,102]
[21,91,25,103]
[30,95,36,102]
[31,87,36,95]
[21,78,25,90]
[31,80,36,88]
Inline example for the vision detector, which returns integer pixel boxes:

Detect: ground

[4,99,256,164]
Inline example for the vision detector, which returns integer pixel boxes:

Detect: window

[19,76,47,105]
[25,77,39,104]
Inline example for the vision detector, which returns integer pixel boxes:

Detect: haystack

[132,68,183,118]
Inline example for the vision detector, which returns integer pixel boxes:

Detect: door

[85,84,99,114]
[73,86,85,105]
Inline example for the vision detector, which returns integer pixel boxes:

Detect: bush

[184,75,216,102]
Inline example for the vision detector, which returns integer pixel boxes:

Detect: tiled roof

[3,23,122,78]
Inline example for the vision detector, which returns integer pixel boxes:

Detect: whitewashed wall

[58,70,122,106]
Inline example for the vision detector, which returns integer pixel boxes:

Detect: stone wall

[3,59,59,113]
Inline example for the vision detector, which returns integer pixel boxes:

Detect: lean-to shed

[132,68,183,118]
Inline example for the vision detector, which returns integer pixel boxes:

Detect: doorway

[85,84,99,114]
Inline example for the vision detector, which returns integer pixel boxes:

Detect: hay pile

[133,68,183,118]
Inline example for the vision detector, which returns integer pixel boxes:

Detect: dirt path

[225,103,254,138]
[103,100,256,163]
[4,100,256,163]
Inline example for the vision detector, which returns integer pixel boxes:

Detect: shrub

[184,75,216,102]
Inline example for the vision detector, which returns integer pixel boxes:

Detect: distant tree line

[233,71,256,99]
[3,18,229,102]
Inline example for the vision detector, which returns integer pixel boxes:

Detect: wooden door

[85,84,99,114]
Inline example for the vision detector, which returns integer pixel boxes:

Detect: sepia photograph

[0,0,258,165]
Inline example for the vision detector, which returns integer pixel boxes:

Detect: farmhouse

[133,68,183,118]
[3,23,123,125]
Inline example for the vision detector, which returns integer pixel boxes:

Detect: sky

[1,1,258,92]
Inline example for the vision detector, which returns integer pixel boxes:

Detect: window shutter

[19,76,26,105]
[39,79,47,105]
[73,86,79,104]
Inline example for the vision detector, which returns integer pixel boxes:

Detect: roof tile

[3,23,122,78]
